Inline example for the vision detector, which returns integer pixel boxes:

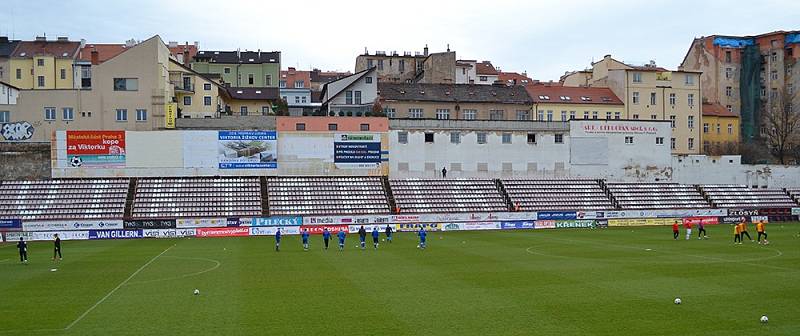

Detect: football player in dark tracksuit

[53,234,63,261]
[17,237,28,264]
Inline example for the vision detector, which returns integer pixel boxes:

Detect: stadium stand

[699,185,798,208]
[787,188,800,205]
[267,176,391,215]
[132,177,262,218]
[390,179,508,213]
[501,179,613,211]
[605,183,711,209]
[0,179,128,220]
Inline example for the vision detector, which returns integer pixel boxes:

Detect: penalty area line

[63,244,174,330]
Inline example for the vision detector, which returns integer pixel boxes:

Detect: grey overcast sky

[2,0,798,81]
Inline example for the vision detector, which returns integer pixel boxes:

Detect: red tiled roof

[77,44,129,63]
[476,61,498,75]
[169,43,198,60]
[702,102,738,117]
[498,72,534,86]
[13,40,80,58]
[526,84,623,105]
[280,67,312,88]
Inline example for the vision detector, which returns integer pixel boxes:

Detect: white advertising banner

[303,215,391,226]
[176,218,227,228]
[249,226,301,236]
[6,230,90,241]
[390,212,538,223]
[462,222,502,231]
[347,224,398,233]
[594,209,725,219]
[792,208,800,216]
[22,220,123,232]
[439,223,465,231]
[143,229,178,239]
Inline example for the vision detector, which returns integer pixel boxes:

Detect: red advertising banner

[65,131,126,168]
[682,217,719,226]
[195,227,250,238]
[300,225,349,234]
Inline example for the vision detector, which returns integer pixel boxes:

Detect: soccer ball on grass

[193,289,200,295]
[674,298,681,305]
[760,315,768,323]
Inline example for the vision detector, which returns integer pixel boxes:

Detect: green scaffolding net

[739,45,761,143]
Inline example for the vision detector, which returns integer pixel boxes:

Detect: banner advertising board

[23,220,123,232]
[501,221,535,230]
[0,219,22,229]
[252,216,304,227]
[440,223,465,231]
[535,220,556,229]
[143,229,178,239]
[347,224,398,233]
[792,208,800,216]
[249,226,301,236]
[595,209,725,219]
[5,230,89,241]
[333,133,382,169]
[555,220,595,229]
[299,225,349,234]
[728,209,760,217]
[608,218,678,227]
[720,216,746,224]
[88,229,143,240]
[388,212,537,224]
[124,219,176,230]
[196,227,250,238]
[177,229,197,237]
[218,131,277,169]
[682,217,719,226]
[596,219,609,229]
[176,218,227,229]
[396,223,441,232]
[750,216,769,223]
[66,130,126,168]
[537,212,577,221]
[303,215,391,226]
[463,222,502,230]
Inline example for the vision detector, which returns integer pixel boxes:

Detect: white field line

[63,245,174,330]
[126,256,221,285]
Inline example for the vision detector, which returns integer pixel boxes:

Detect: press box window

[554,133,563,144]
[113,78,138,91]
[424,133,434,143]
[527,133,536,144]
[398,132,408,144]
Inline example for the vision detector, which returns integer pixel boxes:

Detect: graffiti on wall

[1,121,34,141]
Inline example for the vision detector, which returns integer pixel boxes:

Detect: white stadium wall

[569,120,673,181]
[388,129,571,179]
[671,155,800,188]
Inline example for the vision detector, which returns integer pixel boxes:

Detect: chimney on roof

[90,49,99,65]
[0,36,8,43]
[79,39,86,48]
[35,36,46,42]
[648,60,656,67]
[424,44,428,57]
[168,41,178,48]
[183,49,189,64]
[258,49,261,59]
[125,39,136,48]
[194,41,199,48]
[604,54,611,60]
[447,44,450,52]
[237,48,241,59]
[56,36,68,42]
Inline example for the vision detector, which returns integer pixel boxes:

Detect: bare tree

[763,72,800,164]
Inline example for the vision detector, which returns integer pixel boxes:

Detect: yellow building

[8,37,80,90]
[169,59,226,118]
[220,87,279,116]
[526,84,624,121]
[562,55,702,154]
[701,102,740,155]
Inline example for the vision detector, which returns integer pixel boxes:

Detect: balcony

[172,82,195,93]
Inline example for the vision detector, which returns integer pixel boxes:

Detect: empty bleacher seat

[700,185,797,209]
[605,183,711,210]
[0,179,128,220]
[501,179,613,211]
[132,177,262,218]
[390,179,507,213]
[267,176,390,215]
[786,188,800,205]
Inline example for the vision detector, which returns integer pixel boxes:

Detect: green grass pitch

[1,224,798,335]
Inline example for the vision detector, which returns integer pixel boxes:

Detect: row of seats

[132,177,262,218]
[700,185,798,208]
[0,179,128,220]
[267,176,390,215]
[503,179,613,211]
[391,179,508,213]
[606,183,711,210]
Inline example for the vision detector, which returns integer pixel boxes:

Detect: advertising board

[537,212,577,221]
[23,220,123,232]
[535,220,556,229]
[298,225,349,234]
[500,221,535,230]
[396,223,441,232]
[195,227,250,238]
[66,130,126,168]
[792,208,800,216]
[608,218,677,227]
[462,222,502,230]
[347,224,398,233]
[218,131,277,169]
[333,133,382,169]
[5,230,89,241]
[124,219,176,229]
[682,217,719,226]
[303,215,390,226]
[176,218,227,229]
[440,223,465,231]
[249,226,301,236]
[252,216,304,226]
[88,229,143,240]
[554,220,595,228]
[143,229,178,239]
[0,219,22,229]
